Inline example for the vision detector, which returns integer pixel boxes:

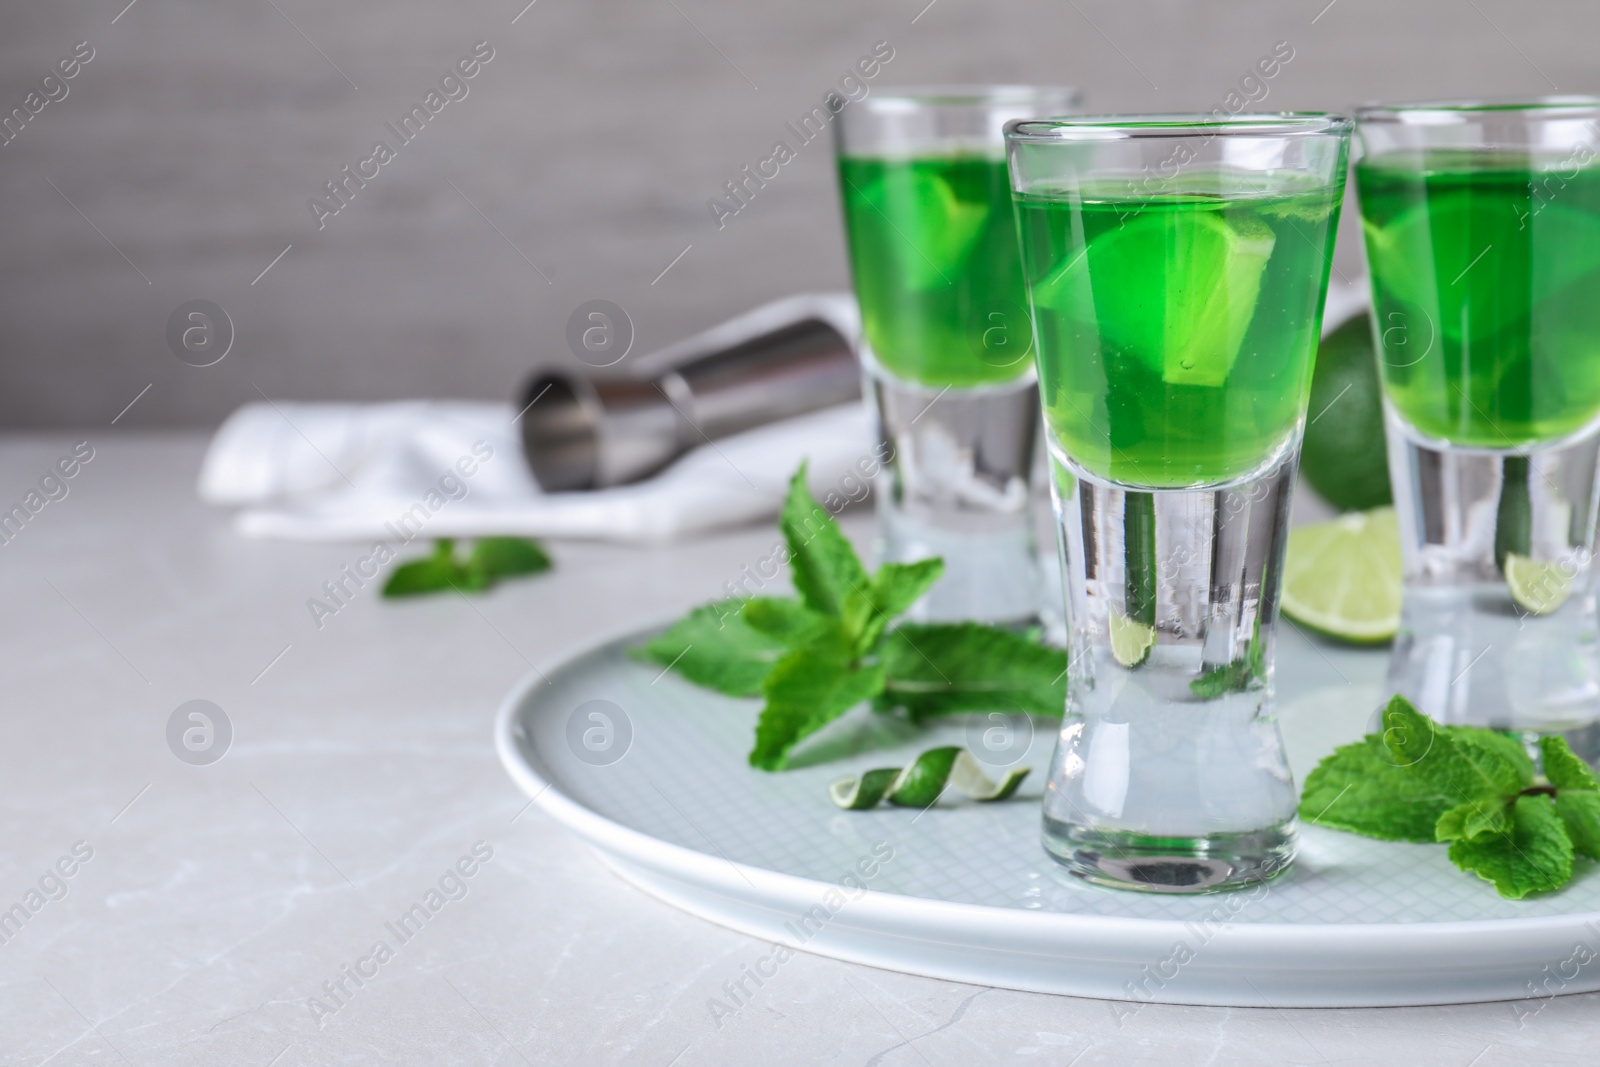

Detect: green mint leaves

[637,465,1067,771]
[875,623,1066,720]
[382,537,551,597]
[1301,694,1600,898]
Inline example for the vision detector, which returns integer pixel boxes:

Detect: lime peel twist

[828,746,1030,810]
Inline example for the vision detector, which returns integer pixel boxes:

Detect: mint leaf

[1189,659,1256,699]
[1435,798,1513,842]
[1375,695,1447,776]
[635,600,789,698]
[1299,735,1459,841]
[1189,620,1265,699]
[1302,694,1596,898]
[780,465,868,617]
[467,537,551,584]
[750,634,886,770]
[1454,726,1535,782]
[1554,792,1600,861]
[1540,735,1600,792]
[383,540,462,597]
[383,537,553,597]
[843,559,944,652]
[1452,731,1534,797]
[741,597,830,643]
[1447,795,1574,899]
[1377,697,1527,803]
[1543,736,1600,861]
[877,623,1067,720]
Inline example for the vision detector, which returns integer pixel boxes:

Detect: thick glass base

[867,354,1042,626]
[1038,448,1302,891]
[1385,409,1600,733]
[1042,817,1295,894]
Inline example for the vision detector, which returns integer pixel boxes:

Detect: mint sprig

[382,537,551,597]
[1301,695,1600,898]
[636,464,1067,770]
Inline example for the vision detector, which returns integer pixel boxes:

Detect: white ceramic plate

[495,622,1600,1007]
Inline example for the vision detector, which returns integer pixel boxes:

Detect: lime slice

[1365,199,1600,342]
[1505,553,1576,616]
[1109,610,1157,667]
[1281,507,1402,644]
[857,171,990,289]
[1034,208,1276,386]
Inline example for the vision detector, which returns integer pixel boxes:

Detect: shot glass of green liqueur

[1007,113,1351,892]
[834,86,1080,626]
[1355,99,1600,740]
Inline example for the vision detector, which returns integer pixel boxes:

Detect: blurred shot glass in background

[834,85,1079,626]
[1010,113,1350,892]
[1355,99,1600,738]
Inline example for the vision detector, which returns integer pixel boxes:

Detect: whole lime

[1300,314,1392,511]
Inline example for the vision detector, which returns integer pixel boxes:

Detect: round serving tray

[495,621,1600,1007]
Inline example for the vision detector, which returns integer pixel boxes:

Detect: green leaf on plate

[750,633,886,771]
[876,622,1066,721]
[741,597,831,644]
[1434,797,1514,843]
[1448,794,1574,900]
[842,558,944,653]
[780,464,868,618]
[634,600,791,698]
[1541,735,1600,792]
[1554,792,1600,862]
[1299,733,1461,842]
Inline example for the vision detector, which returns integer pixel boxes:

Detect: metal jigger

[519,295,861,492]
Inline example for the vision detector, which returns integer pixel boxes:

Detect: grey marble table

[0,432,1593,1067]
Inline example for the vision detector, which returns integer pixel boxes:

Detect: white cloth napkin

[198,399,874,545]
[200,292,873,545]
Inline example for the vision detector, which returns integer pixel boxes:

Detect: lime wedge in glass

[857,170,990,289]
[1109,610,1157,667]
[1034,208,1276,386]
[1281,507,1402,644]
[1365,199,1600,342]
[1504,553,1576,616]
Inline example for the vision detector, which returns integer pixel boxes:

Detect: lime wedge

[1365,199,1600,342]
[1505,553,1575,616]
[1109,610,1157,667]
[1281,507,1402,644]
[828,749,1030,810]
[858,171,990,289]
[1034,208,1276,386]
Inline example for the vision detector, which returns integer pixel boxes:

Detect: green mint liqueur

[1017,181,1343,488]
[1358,150,1600,447]
[838,154,1033,388]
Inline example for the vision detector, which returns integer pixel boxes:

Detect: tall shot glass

[1354,99,1600,738]
[834,86,1080,626]
[1009,114,1351,892]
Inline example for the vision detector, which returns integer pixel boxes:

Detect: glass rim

[1005,112,1351,142]
[856,84,1082,110]
[1356,95,1600,124]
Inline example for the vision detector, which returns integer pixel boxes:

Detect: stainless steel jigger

[520,295,861,491]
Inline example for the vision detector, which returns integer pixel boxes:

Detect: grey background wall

[0,0,1588,429]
